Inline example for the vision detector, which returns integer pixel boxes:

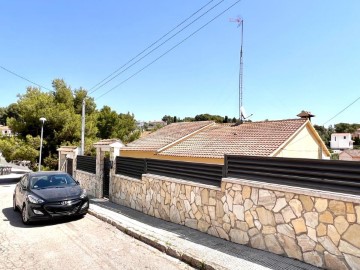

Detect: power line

[323,95,360,125]
[95,0,242,101]
[89,0,226,95]
[0,65,52,91]
[89,0,217,94]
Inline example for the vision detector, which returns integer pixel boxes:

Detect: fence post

[223,154,228,178]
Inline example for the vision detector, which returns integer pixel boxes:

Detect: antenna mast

[230,17,244,123]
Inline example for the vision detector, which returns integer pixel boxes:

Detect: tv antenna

[230,17,250,123]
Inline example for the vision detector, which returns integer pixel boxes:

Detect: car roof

[28,171,70,177]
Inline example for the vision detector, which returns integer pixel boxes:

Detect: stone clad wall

[74,170,98,197]
[110,173,360,269]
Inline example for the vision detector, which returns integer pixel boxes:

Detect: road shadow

[2,207,85,228]
[90,198,320,270]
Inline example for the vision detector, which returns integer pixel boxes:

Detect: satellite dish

[240,106,247,119]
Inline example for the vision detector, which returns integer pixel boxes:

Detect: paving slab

[89,198,320,270]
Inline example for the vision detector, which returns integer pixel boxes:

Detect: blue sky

[0,0,359,126]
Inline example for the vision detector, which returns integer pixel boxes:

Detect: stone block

[304,212,319,228]
[256,207,275,226]
[216,226,229,240]
[308,227,317,242]
[281,206,296,223]
[318,236,341,255]
[284,192,294,202]
[235,221,249,231]
[277,224,295,239]
[258,189,276,210]
[185,218,198,230]
[297,234,316,252]
[250,234,266,250]
[201,189,209,205]
[278,234,302,260]
[233,205,245,221]
[273,198,287,213]
[347,214,356,223]
[242,186,251,199]
[317,223,327,237]
[334,216,349,235]
[356,205,360,224]
[315,198,328,212]
[344,254,360,270]
[319,211,334,224]
[339,240,360,257]
[262,225,276,234]
[229,229,249,245]
[248,227,260,237]
[198,220,210,233]
[291,218,307,235]
[343,224,360,248]
[329,200,346,216]
[324,252,349,270]
[275,213,285,224]
[264,234,284,255]
[303,251,323,268]
[251,188,259,204]
[245,210,254,228]
[346,202,355,214]
[233,191,243,204]
[327,225,340,246]
[289,199,303,218]
[299,195,314,212]
[244,198,254,211]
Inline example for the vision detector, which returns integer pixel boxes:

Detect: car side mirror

[21,184,27,190]
[76,181,80,185]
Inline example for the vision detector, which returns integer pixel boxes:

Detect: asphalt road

[0,182,194,270]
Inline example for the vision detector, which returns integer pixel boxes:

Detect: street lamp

[38,117,46,171]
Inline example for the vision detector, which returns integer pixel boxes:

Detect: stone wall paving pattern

[110,174,360,269]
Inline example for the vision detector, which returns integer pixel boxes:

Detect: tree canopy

[0,79,140,170]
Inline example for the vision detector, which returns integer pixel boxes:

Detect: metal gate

[103,157,111,198]
[67,158,73,176]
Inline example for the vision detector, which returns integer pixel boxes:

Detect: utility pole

[39,117,46,171]
[230,17,244,123]
[81,98,86,155]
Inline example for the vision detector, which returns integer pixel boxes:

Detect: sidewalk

[89,198,319,270]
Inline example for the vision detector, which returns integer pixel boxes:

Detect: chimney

[297,110,315,121]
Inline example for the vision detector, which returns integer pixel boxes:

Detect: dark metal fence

[115,157,222,186]
[76,155,96,174]
[224,155,360,195]
[116,157,146,179]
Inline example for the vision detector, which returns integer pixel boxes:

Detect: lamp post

[38,117,46,171]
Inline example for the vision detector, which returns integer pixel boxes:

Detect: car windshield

[30,174,77,189]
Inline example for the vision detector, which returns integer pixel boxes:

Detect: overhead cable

[89,0,225,95]
[95,0,242,100]
[323,95,360,125]
[0,65,52,91]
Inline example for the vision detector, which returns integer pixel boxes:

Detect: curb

[88,209,225,270]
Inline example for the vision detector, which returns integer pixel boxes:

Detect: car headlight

[27,194,44,204]
[80,189,87,199]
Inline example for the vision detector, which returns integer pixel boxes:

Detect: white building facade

[330,133,353,151]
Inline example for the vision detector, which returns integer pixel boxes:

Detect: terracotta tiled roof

[125,121,214,151]
[158,119,308,158]
[341,149,360,158]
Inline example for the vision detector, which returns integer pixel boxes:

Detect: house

[0,125,12,136]
[330,133,354,151]
[122,118,330,164]
[339,149,360,161]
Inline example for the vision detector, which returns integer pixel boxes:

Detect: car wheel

[13,195,18,212]
[21,205,30,225]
